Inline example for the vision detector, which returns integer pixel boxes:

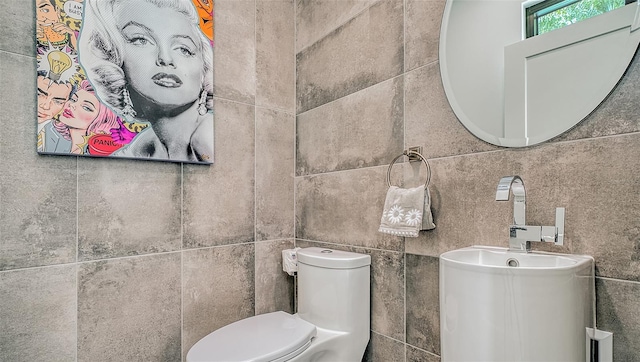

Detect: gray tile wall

[295,1,640,361]
[0,265,76,362]
[0,0,295,361]
[4,0,638,361]
[296,0,404,113]
[77,253,182,362]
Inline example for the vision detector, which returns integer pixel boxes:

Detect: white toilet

[186,247,371,362]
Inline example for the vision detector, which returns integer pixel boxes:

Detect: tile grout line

[75,156,79,362]
[404,343,441,359]
[255,103,295,116]
[254,0,258,316]
[293,0,299,314]
[180,163,184,358]
[403,249,408,361]
[0,49,36,59]
[294,238,406,255]
[0,244,262,275]
[597,276,640,285]
[402,0,409,358]
[370,329,407,346]
[293,0,298,245]
[215,96,293,116]
[181,248,185,359]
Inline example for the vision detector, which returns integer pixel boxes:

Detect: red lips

[152,73,183,88]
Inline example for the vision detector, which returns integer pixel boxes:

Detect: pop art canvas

[36,0,215,164]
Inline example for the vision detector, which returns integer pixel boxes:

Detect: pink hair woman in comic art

[79,0,214,163]
[42,80,122,155]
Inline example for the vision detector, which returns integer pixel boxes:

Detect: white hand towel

[379,186,436,237]
[379,185,435,237]
[422,186,436,231]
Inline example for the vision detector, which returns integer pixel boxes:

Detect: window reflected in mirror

[525,0,636,37]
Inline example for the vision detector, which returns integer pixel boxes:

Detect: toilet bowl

[186,247,371,362]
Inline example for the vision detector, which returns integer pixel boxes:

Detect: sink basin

[440,246,594,362]
[441,245,591,269]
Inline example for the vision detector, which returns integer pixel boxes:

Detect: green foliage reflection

[537,0,627,35]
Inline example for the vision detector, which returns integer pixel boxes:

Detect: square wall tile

[1,51,76,270]
[370,248,405,341]
[362,331,404,362]
[0,0,34,56]
[77,253,182,362]
[295,166,404,251]
[596,278,640,360]
[0,166,77,270]
[407,345,440,362]
[1,39,37,163]
[405,0,446,71]
[255,239,295,314]
[296,0,380,53]
[296,0,404,113]
[215,0,256,104]
[184,99,255,248]
[256,108,294,241]
[183,244,255,358]
[0,265,76,362]
[296,76,404,175]
[406,254,440,355]
[257,0,295,112]
[77,158,181,261]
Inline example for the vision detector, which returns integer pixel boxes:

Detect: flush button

[321,250,332,253]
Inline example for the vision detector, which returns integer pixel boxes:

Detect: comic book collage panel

[36,0,215,164]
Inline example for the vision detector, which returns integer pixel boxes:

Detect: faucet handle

[555,207,565,246]
[541,226,557,243]
[540,208,565,245]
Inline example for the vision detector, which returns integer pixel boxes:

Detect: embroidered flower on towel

[404,209,422,226]
[386,205,404,224]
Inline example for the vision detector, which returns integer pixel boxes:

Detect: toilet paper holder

[282,247,301,276]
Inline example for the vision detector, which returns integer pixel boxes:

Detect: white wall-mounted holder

[586,328,613,362]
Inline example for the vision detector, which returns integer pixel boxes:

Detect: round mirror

[440,0,640,147]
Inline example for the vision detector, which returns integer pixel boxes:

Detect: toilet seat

[187,311,317,362]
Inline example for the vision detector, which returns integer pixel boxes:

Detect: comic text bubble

[64,1,83,19]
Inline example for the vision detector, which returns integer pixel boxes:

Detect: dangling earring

[197,90,208,116]
[121,88,137,118]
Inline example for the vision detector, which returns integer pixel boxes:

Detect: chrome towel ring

[386,149,431,189]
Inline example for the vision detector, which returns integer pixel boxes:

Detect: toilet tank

[296,247,371,334]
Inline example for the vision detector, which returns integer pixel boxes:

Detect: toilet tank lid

[297,247,371,269]
[187,311,316,362]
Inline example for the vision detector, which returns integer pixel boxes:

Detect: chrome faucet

[495,176,565,252]
[496,176,526,225]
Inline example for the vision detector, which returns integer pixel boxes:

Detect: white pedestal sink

[440,246,594,362]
